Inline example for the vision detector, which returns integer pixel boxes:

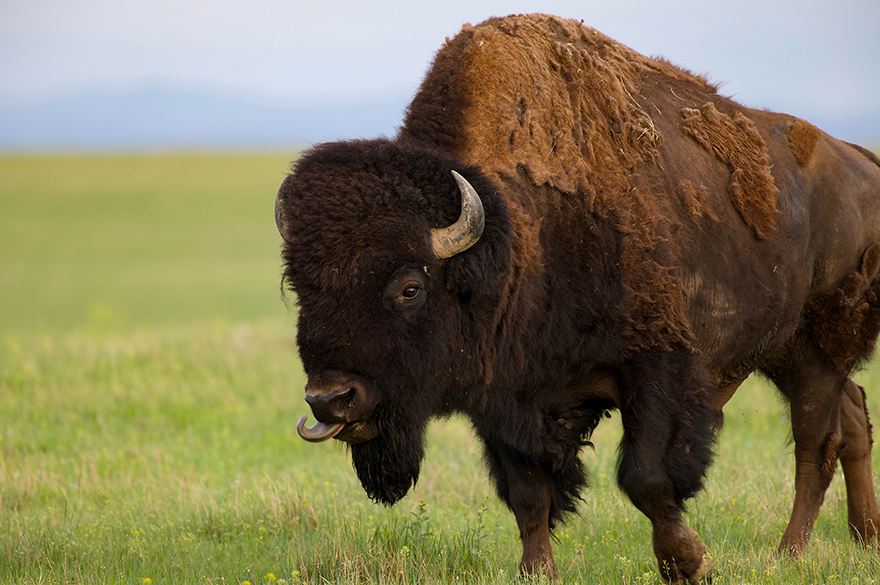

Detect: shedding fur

[820,432,845,489]
[681,103,780,239]
[678,180,719,222]
[429,15,668,199]
[858,384,875,449]
[404,13,701,351]
[789,119,820,166]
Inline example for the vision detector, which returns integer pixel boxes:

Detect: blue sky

[2,0,878,147]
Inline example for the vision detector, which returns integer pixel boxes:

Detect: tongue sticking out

[296,414,345,442]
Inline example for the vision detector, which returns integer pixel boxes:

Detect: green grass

[0,154,293,333]
[1,154,879,584]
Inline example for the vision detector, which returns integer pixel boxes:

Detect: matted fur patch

[788,118,820,166]
[681,103,779,239]
[678,180,719,222]
[448,15,671,202]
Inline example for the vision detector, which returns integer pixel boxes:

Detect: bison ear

[443,179,513,297]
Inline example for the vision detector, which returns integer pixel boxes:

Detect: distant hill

[0,86,410,151]
[0,85,877,151]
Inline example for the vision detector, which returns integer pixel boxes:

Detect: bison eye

[384,268,429,317]
[394,282,423,309]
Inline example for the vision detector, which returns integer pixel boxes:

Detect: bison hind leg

[839,380,880,550]
[763,338,853,557]
[774,242,880,554]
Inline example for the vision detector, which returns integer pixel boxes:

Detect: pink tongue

[296,414,345,442]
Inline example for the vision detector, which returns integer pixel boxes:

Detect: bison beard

[350,417,425,505]
[279,13,880,585]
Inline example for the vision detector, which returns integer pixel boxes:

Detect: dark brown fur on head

[279,139,513,503]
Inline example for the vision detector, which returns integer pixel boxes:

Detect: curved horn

[296,414,345,443]
[430,170,485,259]
[275,184,290,242]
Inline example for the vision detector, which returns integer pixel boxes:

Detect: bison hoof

[656,525,711,585]
[662,555,712,585]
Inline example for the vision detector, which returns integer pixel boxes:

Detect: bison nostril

[341,387,357,406]
[305,386,361,421]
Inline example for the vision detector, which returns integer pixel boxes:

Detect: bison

[275,13,880,583]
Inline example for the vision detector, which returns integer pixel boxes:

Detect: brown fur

[414,15,680,199]
[617,187,692,350]
[404,13,705,350]
[820,432,845,489]
[858,384,875,449]
[681,103,780,239]
[678,180,720,222]
[789,119,820,166]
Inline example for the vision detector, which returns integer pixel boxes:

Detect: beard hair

[350,415,426,505]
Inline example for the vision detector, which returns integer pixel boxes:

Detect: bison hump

[405,14,710,203]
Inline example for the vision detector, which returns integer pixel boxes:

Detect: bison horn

[275,185,290,242]
[430,170,485,259]
[296,414,344,442]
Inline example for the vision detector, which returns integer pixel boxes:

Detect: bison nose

[304,387,358,422]
[304,372,374,422]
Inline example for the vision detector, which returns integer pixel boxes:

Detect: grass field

[1,154,879,584]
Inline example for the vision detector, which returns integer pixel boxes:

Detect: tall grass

[1,154,879,584]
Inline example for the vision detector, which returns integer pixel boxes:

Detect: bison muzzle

[276,13,880,584]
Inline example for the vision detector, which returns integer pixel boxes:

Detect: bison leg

[511,463,558,579]
[616,349,715,584]
[839,380,880,549]
[618,435,711,584]
[764,344,847,556]
[481,440,559,579]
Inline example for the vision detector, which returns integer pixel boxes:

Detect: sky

[1,0,878,148]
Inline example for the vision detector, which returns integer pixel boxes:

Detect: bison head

[276,139,513,504]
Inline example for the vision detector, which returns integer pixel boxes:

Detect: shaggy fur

[403,13,701,351]
[681,103,780,239]
[279,13,880,583]
[808,243,880,372]
[789,118,821,166]
[677,180,720,222]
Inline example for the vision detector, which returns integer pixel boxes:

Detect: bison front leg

[839,380,880,549]
[481,440,559,579]
[618,442,711,584]
[512,463,558,579]
[616,349,716,584]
